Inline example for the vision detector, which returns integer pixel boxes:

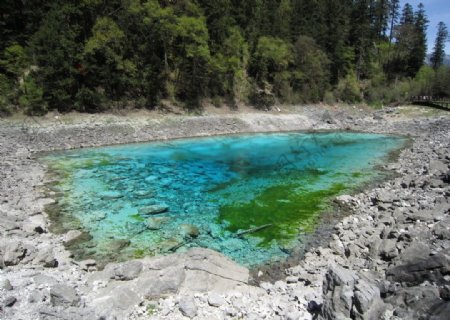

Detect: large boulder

[386,254,450,286]
[2,241,26,266]
[88,248,249,318]
[107,261,143,281]
[321,266,388,320]
[50,284,80,307]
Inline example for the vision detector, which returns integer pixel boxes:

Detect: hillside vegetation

[0,0,449,115]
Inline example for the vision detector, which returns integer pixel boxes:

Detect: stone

[335,195,359,207]
[321,265,359,319]
[2,217,19,232]
[64,230,92,247]
[178,296,198,318]
[386,254,449,285]
[407,210,436,223]
[397,241,431,263]
[91,287,140,319]
[379,239,398,260]
[144,175,159,183]
[385,286,441,318]
[429,160,448,175]
[0,278,13,290]
[329,234,345,256]
[145,216,170,230]
[100,191,123,200]
[322,111,336,124]
[138,204,169,215]
[142,266,186,298]
[22,214,47,234]
[28,290,44,303]
[430,301,450,320]
[179,224,200,238]
[323,265,358,293]
[433,219,450,240]
[33,274,58,286]
[79,259,97,271]
[107,239,130,252]
[50,284,80,307]
[3,241,26,266]
[159,238,184,253]
[374,190,394,203]
[34,248,58,268]
[353,279,385,318]
[109,260,143,281]
[3,296,17,307]
[208,292,226,307]
[307,300,322,313]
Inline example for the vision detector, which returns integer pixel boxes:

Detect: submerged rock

[99,191,123,200]
[179,224,200,238]
[64,230,92,247]
[138,204,169,215]
[108,239,131,252]
[159,238,184,253]
[146,216,170,230]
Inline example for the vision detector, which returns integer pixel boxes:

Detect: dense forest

[0,0,449,115]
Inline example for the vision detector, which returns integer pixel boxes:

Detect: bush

[0,74,13,116]
[74,87,105,113]
[249,81,276,110]
[334,72,362,103]
[19,76,47,115]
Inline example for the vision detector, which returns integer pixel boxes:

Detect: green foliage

[19,76,47,115]
[0,44,28,77]
[335,72,362,103]
[252,36,292,101]
[433,66,450,96]
[430,22,448,70]
[291,36,330,102]
[0,73,13,115]
[0,0,444,114]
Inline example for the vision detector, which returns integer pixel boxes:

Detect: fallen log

[236,224,272,237]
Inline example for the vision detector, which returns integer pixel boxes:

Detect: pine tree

[409,3,428,75]
[430,22,449,70]
[388,0,400,45]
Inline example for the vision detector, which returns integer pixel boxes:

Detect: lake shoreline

[1,105,449,319]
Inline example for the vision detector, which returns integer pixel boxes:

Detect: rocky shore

[0,106,449,319]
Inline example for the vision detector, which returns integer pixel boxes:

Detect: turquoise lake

[43,132,406,266]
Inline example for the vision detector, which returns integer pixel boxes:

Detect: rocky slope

[0,107,449,319]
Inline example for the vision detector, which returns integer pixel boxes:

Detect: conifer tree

[430,22,449,70]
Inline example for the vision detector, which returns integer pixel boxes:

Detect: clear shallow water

[43,132,406,266]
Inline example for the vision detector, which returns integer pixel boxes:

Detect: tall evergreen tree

[409,3,428,75]
[400,3,414,24]
[430,22,449,70]
[373,0,390,39]
[388,0,400,44]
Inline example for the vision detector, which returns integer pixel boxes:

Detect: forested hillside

[0,0,449,115]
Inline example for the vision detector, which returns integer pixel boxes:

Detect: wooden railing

[410,96,450,110]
